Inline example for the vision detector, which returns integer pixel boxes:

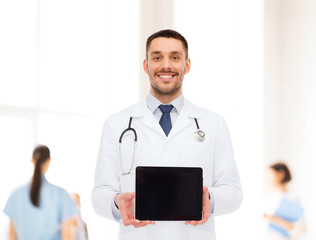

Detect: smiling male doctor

[92,29,243,240]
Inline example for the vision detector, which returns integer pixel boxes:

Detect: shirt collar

[42,174,48,183]
[146,92,184,114]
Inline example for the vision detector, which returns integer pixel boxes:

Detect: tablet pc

[135,166,203,221]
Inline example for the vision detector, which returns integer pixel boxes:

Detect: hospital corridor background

[0,0,315,239]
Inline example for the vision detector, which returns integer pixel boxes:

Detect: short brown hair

[270,162,292,184]
[146,29,188,59]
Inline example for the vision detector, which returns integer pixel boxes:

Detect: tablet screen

[135,166,203,221]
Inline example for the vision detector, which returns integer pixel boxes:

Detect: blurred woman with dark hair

[3,145,78,240]
[263,162,306,240]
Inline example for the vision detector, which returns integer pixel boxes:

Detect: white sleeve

[91,118,122,222]
[210,119,243,216]
[111,194,123,222]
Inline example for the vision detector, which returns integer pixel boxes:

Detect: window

[0,1,140,239]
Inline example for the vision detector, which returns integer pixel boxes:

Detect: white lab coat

[92,98,243,240]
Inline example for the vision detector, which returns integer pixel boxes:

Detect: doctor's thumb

[129,192,135,199]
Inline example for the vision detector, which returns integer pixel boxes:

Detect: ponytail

[30,145,50,207]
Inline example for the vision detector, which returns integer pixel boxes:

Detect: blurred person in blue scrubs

[3,145,78,240]
[263,162,306,240]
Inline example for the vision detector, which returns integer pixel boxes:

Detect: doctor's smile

[155,72,179,84]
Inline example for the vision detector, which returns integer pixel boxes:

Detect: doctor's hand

[114,192,155,228]
[185,186,211,226]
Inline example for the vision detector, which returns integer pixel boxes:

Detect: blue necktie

[159,104,173,136]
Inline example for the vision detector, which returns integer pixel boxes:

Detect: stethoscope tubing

[119,117,137,143]
[119,117,138,175]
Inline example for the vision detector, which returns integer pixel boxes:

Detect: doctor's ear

[184,58,191,74]
[143,59,149,75]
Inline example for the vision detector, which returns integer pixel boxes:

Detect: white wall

[174,0,264,239]
[264,0,316,238]
[139,0,175,97]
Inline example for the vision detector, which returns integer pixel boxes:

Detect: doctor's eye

[171,56,180,61]
[152,56,162,61]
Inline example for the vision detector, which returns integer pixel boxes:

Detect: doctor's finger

[185,221,197,226]
[131,199,135,214]
[189,218,207,226]
[200,210,210,224]
[120,192,135,202]
[197,216,209,225]
[133,220,155,228]
[122,212,137,226]
[130,192,135,199]
[203,186,210,200]
[123,218,139,226]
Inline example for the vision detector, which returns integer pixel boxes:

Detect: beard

[150,81,182,96]
[149,70,183,97]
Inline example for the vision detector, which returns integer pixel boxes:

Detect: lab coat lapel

[131,99,166,137]
[130,98,201,138]
[142,113,166,136]
[168,99,201,139]
[167,111,191,139]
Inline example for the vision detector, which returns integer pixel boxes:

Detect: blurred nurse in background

[3,145,78,240]
[263,162,306,240]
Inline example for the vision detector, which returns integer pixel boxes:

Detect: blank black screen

[135,166,203,221]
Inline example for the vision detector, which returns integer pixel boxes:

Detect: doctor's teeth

[159,75,173,79]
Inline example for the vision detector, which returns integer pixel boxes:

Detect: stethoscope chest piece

[194,130,205,142]
[194,118,205,142]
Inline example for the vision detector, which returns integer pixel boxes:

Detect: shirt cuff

[111,194,122,222]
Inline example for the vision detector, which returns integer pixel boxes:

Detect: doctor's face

[143,37,191,101]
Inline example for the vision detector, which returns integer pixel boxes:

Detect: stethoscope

[119,117,205,175]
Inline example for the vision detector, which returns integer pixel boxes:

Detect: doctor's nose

[161,58,172,69]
